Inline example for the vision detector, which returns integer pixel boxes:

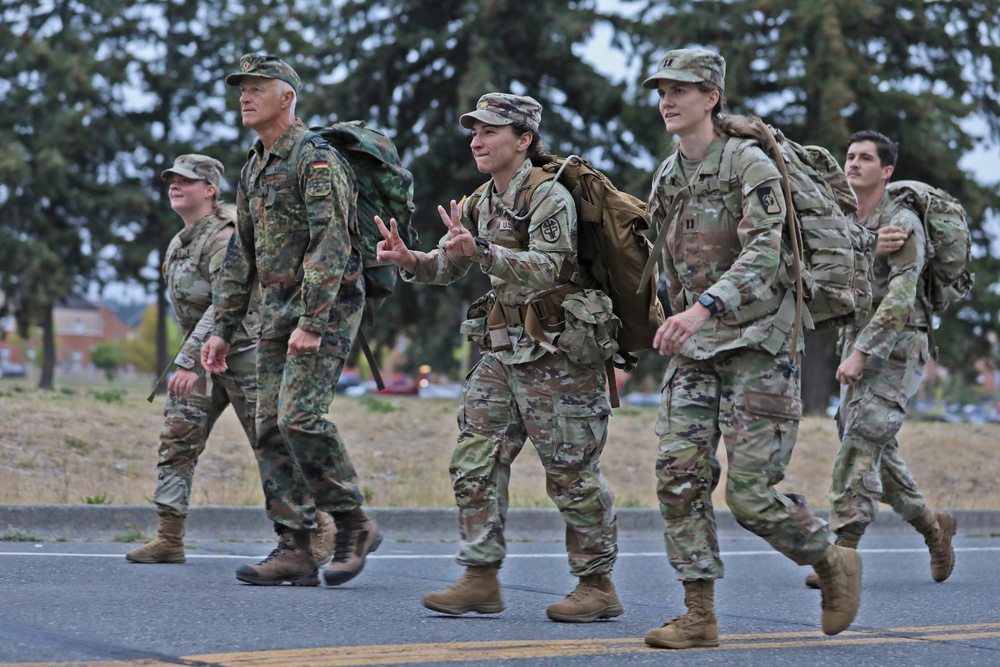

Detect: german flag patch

[313,160,329,169]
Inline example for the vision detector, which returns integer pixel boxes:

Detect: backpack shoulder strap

[189,214,235,282]
[465,181,492,227]
[641,139,744,288]
[467,164,556,230]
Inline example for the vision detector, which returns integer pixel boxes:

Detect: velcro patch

[756,186,782,215]
[539,218,562,243]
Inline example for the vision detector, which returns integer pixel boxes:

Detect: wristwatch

[697,292,720,315]
[470,237,490,262]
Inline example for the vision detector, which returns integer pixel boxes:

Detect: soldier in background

[804,130,956,589]
[202,55,380,587]
[375,93,623,623]
[127,154,334,566]
[641,49,861,649]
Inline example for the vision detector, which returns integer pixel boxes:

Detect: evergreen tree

[0,0,146,388]
[313,0,638,375]
[616,0,1000,411]
[105,0,345,386]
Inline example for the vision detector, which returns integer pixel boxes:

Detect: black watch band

[470,237,490,262]
[697,293,719,315]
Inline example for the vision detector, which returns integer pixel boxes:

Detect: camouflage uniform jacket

[212,119,361,342]
[402,158,578,365]
[842,190,928,360]
[165,213,258,370]
[648,138,790,360]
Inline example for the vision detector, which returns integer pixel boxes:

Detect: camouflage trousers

[655,348,830,581]
[829,331,930,534]
[253,328,362,532]
[451,352,618,577]
[152,348,257,517]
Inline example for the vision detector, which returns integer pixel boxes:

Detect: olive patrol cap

[460,93,542,132]
[642,48,726,91]
[161,154,224,189]
[225,53,301,92]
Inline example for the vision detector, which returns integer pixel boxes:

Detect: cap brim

[641,68,704,89]
[225,72,244,87]
[161,167,203,182]
[460,110,515,129]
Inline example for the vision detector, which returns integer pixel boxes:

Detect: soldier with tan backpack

[376,92,634,624]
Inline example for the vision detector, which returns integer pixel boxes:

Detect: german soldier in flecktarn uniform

[202,53,380,588]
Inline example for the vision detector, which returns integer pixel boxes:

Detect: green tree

[122,305,182,375]
[104,0,347,386]
[616,0,1000,411]
[90,341,125,381]
[0,1,149,389]
[312,0,640,375]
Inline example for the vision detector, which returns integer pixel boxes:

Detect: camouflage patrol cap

[642,48,726,91]
[225,53,301,92]
[161,154,224,189]
[460,93,542,132]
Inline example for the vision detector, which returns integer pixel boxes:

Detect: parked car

[0,363,26,378]
[335,372,363,393]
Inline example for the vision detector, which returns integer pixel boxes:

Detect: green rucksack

[245,121,417,299]
[886,180,974,314]
[750,124,876,335]
[306,121,417,300]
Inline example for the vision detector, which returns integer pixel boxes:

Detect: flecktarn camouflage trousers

[253,328,363,532]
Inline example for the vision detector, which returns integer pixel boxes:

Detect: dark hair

[848,130,898,168]
[511,123,547,159]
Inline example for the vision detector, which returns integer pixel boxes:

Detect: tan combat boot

[805,532,860,589]
[644,580,719,649]
[813,544,862,635]
[125,511,186,564]
[422,565,505,615]
[323,509,383,586]
[546,573,624,622]
[310,511,336,566]
[235,530,319,586]
[910,508,957,582]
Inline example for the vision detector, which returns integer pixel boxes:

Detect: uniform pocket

[460,292,495,352]
[545,399,610,471]
[556,290,620,367]
[653,364,679,437]
[744,389,801,421]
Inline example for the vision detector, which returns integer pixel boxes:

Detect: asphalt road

[1,509,999,667]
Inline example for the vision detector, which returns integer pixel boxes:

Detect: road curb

[1,504,998,542]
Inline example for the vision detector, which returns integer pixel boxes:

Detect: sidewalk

[2,504,998,541]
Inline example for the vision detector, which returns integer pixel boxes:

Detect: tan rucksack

[469,154,666,363]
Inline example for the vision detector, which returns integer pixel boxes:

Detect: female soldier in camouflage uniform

[641,50,862,648]
[375,93,623,623]
[126,154,333,565]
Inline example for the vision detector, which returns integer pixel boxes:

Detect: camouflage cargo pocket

[555,290,620,367]
[459,292,495,351]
